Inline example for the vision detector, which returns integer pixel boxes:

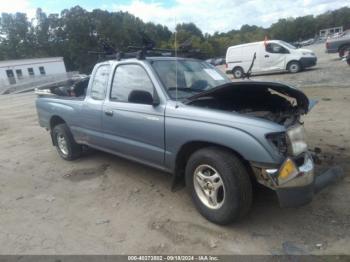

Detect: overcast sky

[0,0,349,33]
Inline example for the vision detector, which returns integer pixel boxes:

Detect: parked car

[225,40,317,78]
[206,57,225,66]
[291,41,302,48]
[205,58,215,64]
[326,33,350,57]
[36,55,341,224]
[300,38,315,46]
[315,36,327,43]
[214,57,226,66]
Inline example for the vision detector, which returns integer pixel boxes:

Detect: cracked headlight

[266,132,288,156]
[287,125,307,156]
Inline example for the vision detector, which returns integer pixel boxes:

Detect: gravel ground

[0,43,349,255]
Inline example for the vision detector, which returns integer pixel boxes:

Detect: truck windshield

[151,60,231,100]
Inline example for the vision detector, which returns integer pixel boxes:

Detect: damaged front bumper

[253,152,344,208]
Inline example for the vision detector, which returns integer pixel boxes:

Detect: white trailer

[0,57,66,86]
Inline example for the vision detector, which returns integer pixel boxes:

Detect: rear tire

[232,67,244,79]
[52,123,82,161]
[185,147,252,225]
[287,61,301,73]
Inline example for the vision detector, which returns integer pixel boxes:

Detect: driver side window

[110,64,154,103]
[266,43,289,54]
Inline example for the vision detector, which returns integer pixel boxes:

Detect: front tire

[287,61,302,74]
[185,147,252,225]
[52,123,82,160]
[232,67,244,79]
[339,45,350,58]
[287,61,301,73]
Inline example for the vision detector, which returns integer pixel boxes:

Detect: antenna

[174,17,179,108]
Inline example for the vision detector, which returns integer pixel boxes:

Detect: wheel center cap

[206,182,213,190]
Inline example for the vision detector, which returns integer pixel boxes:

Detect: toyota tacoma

[35,54,342,224]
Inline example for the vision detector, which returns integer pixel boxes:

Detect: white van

[225,40,317,78]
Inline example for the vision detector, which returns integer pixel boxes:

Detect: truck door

[79,64,110,145]
[262,43,288,71]
[102,63,165,167]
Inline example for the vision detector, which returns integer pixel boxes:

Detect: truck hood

[184,81,312,114]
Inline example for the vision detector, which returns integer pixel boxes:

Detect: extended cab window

[110,64,154,102]
[265,43,289,54]
[90,65,110,100]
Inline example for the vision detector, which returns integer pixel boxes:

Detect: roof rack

[115,46,204,60]
[88,34,205,62]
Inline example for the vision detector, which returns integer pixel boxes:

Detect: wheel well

[175,141,252,181]
[50,116,65,130]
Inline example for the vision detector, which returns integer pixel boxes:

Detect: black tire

[339,45,350,58]
[52,123,82,161]
[185,147,252,225]
[232,67,244,79]
[287,61,301,73]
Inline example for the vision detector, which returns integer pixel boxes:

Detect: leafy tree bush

[1,6,349,73]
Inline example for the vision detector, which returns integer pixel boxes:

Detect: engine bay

[185,82,309,127]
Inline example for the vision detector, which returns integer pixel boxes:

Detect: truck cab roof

[97,56,202,66]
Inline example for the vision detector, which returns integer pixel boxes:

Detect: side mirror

[128,90,159,106]
[152,91,160,106]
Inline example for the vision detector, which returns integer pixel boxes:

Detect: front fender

[165,117,281,172]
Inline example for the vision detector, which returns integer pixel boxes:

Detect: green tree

[1,6,350,72]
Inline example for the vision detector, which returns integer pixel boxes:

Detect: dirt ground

[0,43,349,255]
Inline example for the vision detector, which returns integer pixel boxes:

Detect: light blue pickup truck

[326,33,350,57]
[35,55,342,224]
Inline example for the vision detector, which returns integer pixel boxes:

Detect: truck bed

[35,76,89,99]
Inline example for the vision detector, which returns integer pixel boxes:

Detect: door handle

[265,54,269,58]
[104,110,113,116]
